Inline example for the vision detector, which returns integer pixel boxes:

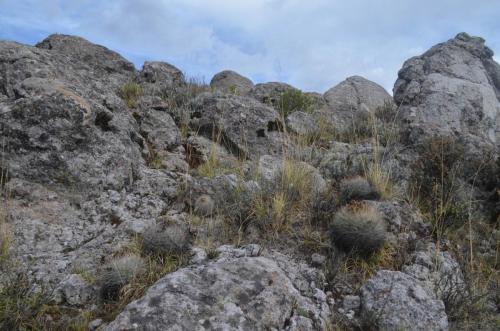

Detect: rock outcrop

[394,32,500,148]
[210,70,254,96]
[1,32,498,331]
[360,270,448,331]
[322,75,392,129]
[105,246,330,331]
[189,92,285,158]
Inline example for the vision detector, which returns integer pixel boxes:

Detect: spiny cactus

[330,203,386,256]
[194,194,215,216]
[142,223,191,256]
[99,255,145,300]
[339,176,380,204]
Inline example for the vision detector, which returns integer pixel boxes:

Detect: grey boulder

[394,32,500,147]
[105,247,331,330]
[322,76,391,130]
[360,270,448,331]
[189,92,285,159]
[210,70,254,96]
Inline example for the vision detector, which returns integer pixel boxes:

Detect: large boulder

[0,36,142,191]
[210,70,254,96]
[138,61,185,88]
[105,246,331,331]
[394,32,500,148]
[0,35,181,288]
[36,34,135,76]
[249,82,298,108]
[324,75,391,113]
[322,76,391,130]
[189,92,285,159]
[360,270,448,331]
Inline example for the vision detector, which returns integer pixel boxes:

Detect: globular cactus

[99,255,145,300]
[339,176,380,204]
[330,203,386,256]
[142,223,191,256]
[194,194,215,217]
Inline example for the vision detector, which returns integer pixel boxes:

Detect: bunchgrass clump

[364,161,394,200]
[141,223,191,257]
[278,89,314,117]
[119,81,143,108]
[410,136,468,237]
[330,203,387,256]
[99,255,145,301]
[339,176,380,204]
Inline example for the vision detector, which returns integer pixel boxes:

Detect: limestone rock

[324,75,391,113]
[360,270,448,331]
[105,247,331,330]
[189,92,285,159]
[210,70,254,96]
[394,32,500,147]
[249,82,298,108]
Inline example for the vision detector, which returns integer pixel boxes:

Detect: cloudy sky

[1,0,499,93]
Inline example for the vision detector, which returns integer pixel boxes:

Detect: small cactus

[194,194,215,216]
[142,223,190,256]
[99,255,144,300]
[339,176,379,204]
[330,203,386,256]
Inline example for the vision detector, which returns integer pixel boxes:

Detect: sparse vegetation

[330,203,387,256]
[410,136,468,238]
[119,81,143,108]
[278,89,314,117]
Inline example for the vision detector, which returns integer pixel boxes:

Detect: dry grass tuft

[119,81,143,108]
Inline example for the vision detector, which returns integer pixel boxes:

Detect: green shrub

[278,89,313,117]
[119,82,143,108]
[339,176,380,204]
[330,203,387,256]
[99,255,145,301]
[141,223,191,256]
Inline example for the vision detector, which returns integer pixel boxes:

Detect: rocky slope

[0,33,498,330]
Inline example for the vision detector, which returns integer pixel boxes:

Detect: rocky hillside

[0,33,498,330]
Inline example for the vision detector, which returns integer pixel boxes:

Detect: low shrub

[330,203,387,256]
[278,89,313,117]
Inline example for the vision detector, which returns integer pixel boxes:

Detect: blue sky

[1,0,499,93]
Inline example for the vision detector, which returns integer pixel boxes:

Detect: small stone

[88,319,104,331]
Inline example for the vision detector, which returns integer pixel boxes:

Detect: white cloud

[1,0,499,93]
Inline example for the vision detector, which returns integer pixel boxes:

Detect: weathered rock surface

[189,92,285,158]
[394,32,500,148]
[360,270,448,331]
[0,34,180,287]
[249,82,298,108]
[210,70,254,96]
[324,75,391,113]
[105,246,331,331]
[322,76,391,130]
[286,111,320,136]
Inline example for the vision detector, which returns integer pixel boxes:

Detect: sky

[1,0,499,93]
